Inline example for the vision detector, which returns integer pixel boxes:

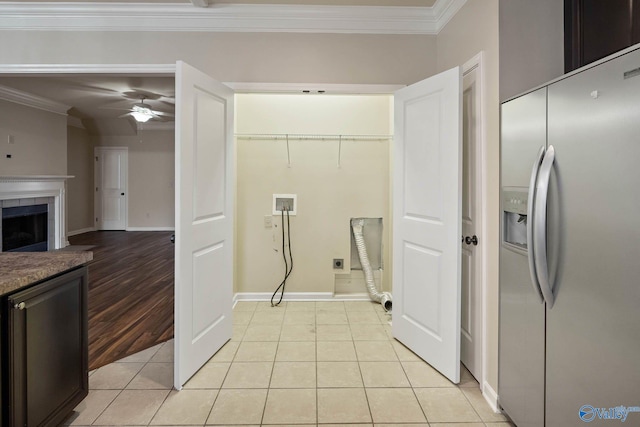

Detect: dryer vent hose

[351,219,392,312]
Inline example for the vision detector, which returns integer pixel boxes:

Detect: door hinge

[95,217,98,222]
[95,156,98,161]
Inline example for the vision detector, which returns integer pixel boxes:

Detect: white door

[95,147,127,230]
[460,63,483,380]
[392,66,462,383]
[174,61,234,389]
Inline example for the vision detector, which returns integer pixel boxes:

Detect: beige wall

[499,0,564,101]
[236,94,391,295]
[1,32,437,85]
[94,131,175,228]
[1,8,510,396]
[67,125,95,233]
[500,0,564,101]
[0,100,67,175]
[436,0,500,396]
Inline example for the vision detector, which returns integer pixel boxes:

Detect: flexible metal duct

[351,218,392,312]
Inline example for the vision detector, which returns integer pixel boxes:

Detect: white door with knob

[392,66,462,383]
[95,146,127,231]
[174,61,235,389]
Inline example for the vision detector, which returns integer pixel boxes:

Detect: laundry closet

[234,93,393,300]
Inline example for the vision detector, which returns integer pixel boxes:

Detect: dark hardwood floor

[69,231,174,370]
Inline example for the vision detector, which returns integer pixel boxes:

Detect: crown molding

[431,0,467,32]
[0,84,71,115]
[226,82,405,94]
[0,64,176,76]
[67,115,86,129]
[0,0,467,35]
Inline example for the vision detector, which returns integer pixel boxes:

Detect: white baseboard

[331,293,372,300]
[67,227,95,237]
[233,292,374,303]
[125,227,175,232]
[234,292,336,302]
[482,381,500,413]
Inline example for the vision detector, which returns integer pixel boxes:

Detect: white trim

[234,292,335,301]
[0,64,176,76]
[126,227,175,232]
[432,0,468,32]
[0,175,74,182]
[227,82,405,94]
[0,84,71,115]
[0,1,465,35]
[67,116,85,129]
[331,293,373,301]
[67,227,96,237]
[0,66,400,96]
[482,381,500,413]
[462,51,490,400]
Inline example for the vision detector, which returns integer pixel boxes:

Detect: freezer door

[499,248,546,427]
[498,88,547,427]
[546,48,640,426]
[501,87,548,188]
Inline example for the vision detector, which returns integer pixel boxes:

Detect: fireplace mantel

[0,175,74,183]
[0,175,74,250]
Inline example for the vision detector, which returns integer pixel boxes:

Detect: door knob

[465,235,478,246]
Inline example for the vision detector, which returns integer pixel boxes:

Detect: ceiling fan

[118,96,174,123]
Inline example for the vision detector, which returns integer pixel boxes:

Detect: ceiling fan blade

[101,106,133,111]
[151,110,175,118]
[118,112,133,119]
[122,89,174,101]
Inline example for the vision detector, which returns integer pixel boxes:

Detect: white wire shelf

[235,133,392,168]
[235,133,393,141]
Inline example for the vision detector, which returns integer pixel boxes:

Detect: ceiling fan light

[131,111,152,123]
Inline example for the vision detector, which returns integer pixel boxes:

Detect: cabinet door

[7,267,88,427]
[565,0,640,72]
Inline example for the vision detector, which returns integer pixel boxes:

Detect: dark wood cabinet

[2,267,88,427]
[565,0,640,72]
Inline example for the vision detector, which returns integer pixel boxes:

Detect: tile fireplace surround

[0,176,72,252]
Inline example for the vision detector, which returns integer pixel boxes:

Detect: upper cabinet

[565,0,640,72]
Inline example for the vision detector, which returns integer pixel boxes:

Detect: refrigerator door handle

[527,146,546,303]
[534,144,556,308]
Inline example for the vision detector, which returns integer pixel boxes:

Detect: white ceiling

[0,76,175,136]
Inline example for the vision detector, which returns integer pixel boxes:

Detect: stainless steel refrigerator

[499,46,640,427]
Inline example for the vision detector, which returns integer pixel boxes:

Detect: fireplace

[2,204,49,252]
[0,176,72,252]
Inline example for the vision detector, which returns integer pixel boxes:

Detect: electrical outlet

[7,134,15,144]
[264,215,273,228]
[333,258,344,269]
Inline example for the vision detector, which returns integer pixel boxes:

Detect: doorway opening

[0,58,482,392]
[0,71,177,370]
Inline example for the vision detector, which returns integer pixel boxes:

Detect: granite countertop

[0,251,93,296]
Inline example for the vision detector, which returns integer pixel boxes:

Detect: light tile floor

[66,300,514,426]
